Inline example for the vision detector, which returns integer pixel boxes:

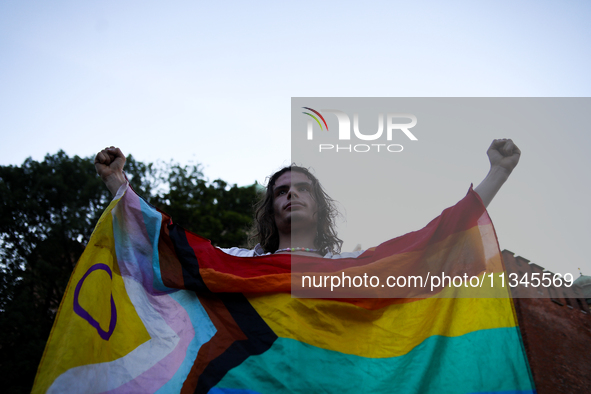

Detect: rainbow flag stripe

[33,185,536,393]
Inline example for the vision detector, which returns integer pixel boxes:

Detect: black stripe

[195,293,278,393]
[167,224,277,393]
[167,223,209,291]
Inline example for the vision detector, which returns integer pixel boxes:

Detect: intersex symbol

[73,263,117,340]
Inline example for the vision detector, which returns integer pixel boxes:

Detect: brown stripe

[158,216,186,288]
[180,293,247,394]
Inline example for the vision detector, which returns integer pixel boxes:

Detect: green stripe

[303,112,324,130]
[215,327,534,393]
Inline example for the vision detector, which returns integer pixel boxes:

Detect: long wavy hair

[252,165,342,255]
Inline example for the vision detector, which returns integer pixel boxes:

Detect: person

[94,138,521,258]
[78,139,535,394]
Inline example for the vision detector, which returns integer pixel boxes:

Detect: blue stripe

[154,290,217,393]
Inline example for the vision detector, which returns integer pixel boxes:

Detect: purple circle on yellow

[73,263,117,341]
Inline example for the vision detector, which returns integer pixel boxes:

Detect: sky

[1,1,590,279]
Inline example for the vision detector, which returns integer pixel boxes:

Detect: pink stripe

[106,292,194,393]
[107,189,195,392]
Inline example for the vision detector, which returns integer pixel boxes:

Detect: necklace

[274,247,319,253]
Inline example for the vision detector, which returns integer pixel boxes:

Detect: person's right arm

[95,147,127,196]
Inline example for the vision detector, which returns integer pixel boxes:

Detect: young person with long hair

[95,139,520,258]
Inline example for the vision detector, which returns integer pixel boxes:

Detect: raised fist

[94,147,126,196]
[487,139,521,174]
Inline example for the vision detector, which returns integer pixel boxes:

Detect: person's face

[272,171,318,233]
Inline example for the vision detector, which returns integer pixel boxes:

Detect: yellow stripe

[248,285,514,359]
[293,224,506,300]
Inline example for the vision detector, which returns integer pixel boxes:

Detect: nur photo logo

[302,107,418,153]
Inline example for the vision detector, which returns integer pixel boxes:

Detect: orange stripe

[202,223,505,308]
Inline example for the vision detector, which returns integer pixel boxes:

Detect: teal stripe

[138,197,171,292]
[209,389,262,394]
[215,327,535,394]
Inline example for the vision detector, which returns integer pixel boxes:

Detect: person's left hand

[487,139,521,174]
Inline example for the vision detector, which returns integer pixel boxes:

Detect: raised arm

[474,139,521,208]
[94,147,127,196]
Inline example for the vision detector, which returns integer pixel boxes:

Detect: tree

[0,151,258,393]
[151,162,259,248]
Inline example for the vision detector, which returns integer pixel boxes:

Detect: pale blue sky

[1,1,590,277]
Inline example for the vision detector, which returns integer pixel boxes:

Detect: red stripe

[303,107,329,131]
[185,186,487,278]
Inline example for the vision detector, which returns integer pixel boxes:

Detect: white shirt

[220,244,365,259]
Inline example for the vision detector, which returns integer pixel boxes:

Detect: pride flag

[33,185,536,393]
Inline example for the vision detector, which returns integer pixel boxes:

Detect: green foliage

[151,162,258,248]
[0,151,258,393]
